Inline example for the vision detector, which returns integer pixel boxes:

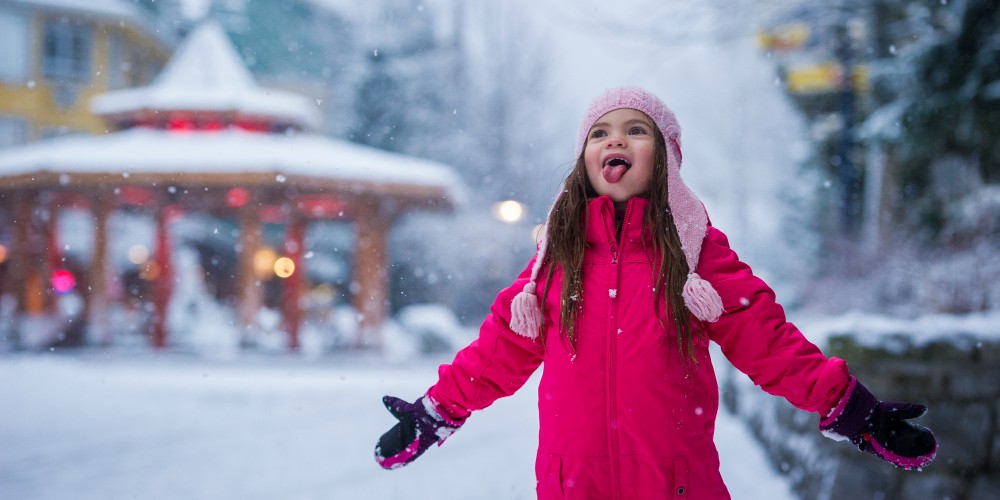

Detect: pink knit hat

[509,86,723,339]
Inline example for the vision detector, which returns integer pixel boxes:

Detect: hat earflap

[509,231,547,339]
[666,138,723,322]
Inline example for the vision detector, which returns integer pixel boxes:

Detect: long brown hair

[537,128,702,363]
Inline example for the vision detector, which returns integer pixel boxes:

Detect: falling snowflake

[609,289,617,298]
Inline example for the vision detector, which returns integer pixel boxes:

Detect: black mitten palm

[374,395,464,470]
[819,377,937,470]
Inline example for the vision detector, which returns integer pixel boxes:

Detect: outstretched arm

[700,226,849,412]
[375,258,545,469]
[699,227,935,469]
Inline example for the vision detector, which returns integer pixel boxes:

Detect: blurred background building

[0,0,997,356]
[0,0,174,147]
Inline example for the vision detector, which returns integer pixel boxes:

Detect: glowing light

[493,200,525,223]
[50,268,76,294]
[140,261,161,281]
[226,187,250,208]
[274,257,295,278]
[127,245,149,265]
[166,116,196,132]
[253,247,278,279]
[0,244,7,264]
[310,283,335,305]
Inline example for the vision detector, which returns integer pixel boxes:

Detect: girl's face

[583,108,657,207]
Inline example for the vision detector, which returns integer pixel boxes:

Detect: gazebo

[0,22,463,351]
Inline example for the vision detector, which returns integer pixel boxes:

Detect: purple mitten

[374,395,465,470]
[819,377,937,470]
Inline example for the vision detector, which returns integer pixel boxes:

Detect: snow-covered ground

[1,351,795,500]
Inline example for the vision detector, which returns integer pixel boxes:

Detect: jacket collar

[585,196,651,261]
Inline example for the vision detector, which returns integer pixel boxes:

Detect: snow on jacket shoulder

[429,196,850,499]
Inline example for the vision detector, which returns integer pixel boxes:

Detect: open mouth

[602,156,632,183]
[604,157,632,169]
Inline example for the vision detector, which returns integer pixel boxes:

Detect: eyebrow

[590,118,654,129]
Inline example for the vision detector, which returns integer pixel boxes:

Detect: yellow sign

[785,63,869,94]
[757,23,810,52]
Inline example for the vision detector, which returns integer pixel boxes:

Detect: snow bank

[797,310,1000,350]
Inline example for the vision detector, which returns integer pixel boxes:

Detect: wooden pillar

[236,199,263,342]
[150,205,174,349]
[45,201,62,276]
[353,200,391,348]
[86,195,112,345]
[281,215,305,351]
[13,191,47,316]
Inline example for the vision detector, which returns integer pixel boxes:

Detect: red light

[234,120,269,133]
[167,112,197,132]
[202,120,225,131]
[51,268,76,294]
[226,187,250,207]
[167,119,196,131]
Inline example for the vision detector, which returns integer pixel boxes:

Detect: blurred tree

[892,0,1000,240]
[350,50,408,151]
[225,0,325,78]
[346,0,554,320]
[347,0,459,153]
[219,0,359,136]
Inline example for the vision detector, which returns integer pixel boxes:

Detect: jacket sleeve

[427,257,546,420]
[700,226,850,413]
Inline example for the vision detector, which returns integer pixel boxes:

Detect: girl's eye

[628,126,647,135]
[590,129,607,139]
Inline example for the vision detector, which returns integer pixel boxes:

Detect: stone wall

[721,332,1000,499]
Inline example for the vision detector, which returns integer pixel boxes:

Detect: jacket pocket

[536,453,564,499]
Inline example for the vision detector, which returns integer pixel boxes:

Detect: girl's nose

[606,135,626,148]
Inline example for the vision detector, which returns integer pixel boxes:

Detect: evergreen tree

[348,0,458,154]
[893,0,1000,238]
[350,50,409,151]
[219,0,358,136]
[225,0,325,78]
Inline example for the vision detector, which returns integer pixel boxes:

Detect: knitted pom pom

[509,282,541,339]
[682,273,723,322]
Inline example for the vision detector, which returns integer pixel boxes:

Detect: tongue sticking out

[602,158,630,183]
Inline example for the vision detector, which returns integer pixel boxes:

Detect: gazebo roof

[2,19,466,212]
[0,128,465,208]
[90,22,321,130]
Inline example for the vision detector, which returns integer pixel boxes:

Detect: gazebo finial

[91,20,321,131]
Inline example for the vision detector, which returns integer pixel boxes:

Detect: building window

[0,115,29,149]
[0,9,29,82]
[107,32,125,89]
[43,18,93,83]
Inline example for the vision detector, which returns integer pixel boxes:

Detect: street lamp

[492,200,525,223]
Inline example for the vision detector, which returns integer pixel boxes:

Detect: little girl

[374,87,937,498]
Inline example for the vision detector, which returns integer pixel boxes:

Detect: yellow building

[0,0,173,148]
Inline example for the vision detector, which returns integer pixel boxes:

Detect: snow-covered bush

[396,303,475,355]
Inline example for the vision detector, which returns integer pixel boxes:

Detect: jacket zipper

[601,199,632,499]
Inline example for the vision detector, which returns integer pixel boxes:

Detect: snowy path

[0,354,794,499]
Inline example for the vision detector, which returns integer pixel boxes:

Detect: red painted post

[150,205,175,349]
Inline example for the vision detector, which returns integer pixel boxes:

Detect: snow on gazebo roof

[0,128,466,206]
[90,22,321,130]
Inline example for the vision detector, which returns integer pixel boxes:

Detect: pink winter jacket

[428,196,850,499]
